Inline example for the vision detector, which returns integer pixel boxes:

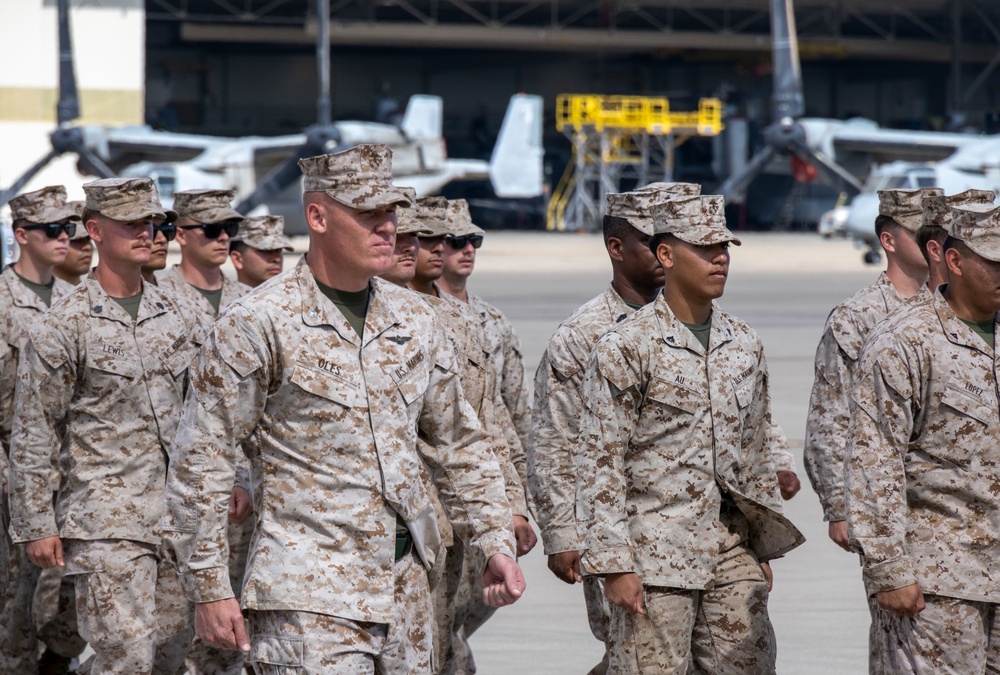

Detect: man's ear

[879,228,896,255]
[13,226,29,246]
[656,241,674,269]
[85,219,102,245]
[304,196,328,235]
[230,250,244,271]
[944,246,963,278]
[606,236,624,262]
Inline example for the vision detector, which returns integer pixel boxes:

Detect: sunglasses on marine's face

[22,222,77,239]
[153,223,177,242]
[180,220,240,240]
[445,235,483,250]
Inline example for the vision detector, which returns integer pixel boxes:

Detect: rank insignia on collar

[386,335,412,345]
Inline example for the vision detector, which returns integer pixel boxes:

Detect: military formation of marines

[0,140,996,674]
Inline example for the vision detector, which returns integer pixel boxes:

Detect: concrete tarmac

[462,230,878,674]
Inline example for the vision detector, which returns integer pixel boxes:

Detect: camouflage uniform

[577,196,804,674]
[8,177,196,675]
[0,187,79,672]
[846,204,1000,673]
[163,189,255,675]
[163,146,517,674]
[804,188,943,523]
[233,214,294,254]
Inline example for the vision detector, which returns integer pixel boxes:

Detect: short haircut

[11,218,27,231]
[230,240,246,254]
[916,224,948,263]
[942,235,967,256]
[874,215,899,239]
[602,215,634,244]
[649,232,676,256]
[81,208,100,226]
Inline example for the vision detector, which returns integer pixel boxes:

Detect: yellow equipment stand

[547,95,724,232]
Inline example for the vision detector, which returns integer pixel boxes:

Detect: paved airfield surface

[460,231,879,674]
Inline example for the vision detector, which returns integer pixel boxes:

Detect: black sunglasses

[153,223,177,242]
[22,222,77,239]
[179,221,240,240]
[445,235,483,250]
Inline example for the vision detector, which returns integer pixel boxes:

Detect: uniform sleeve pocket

[941,385,993,425]
[249,634,304,667]
[290,363,358,409]
[735,382,754,410]
[645,376,700,414]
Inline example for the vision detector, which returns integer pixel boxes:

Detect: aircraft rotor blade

[56,0,80,125]
[235,139,344,215]
[770,0,805,122]
[718,145,776,205]
[789,140,863,195]
[0,149,61,207]
[315,0,332,127]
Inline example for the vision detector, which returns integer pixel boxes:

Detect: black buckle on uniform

[395,530,413,561]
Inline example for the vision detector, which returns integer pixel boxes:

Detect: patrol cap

[298,144,413,211]
[878,188,944,232]
[82,177,177,223]
[413,196,451,238]
[922,190,996,231]
[949,203,1000,263]
[235,215,293,252]
[445,199,485,237]
[607,183,703,236]
[650,195,741,246]
[9,185,81,225]
[395,188,433,236]
[66,201,90,240]
[173,188,243,224]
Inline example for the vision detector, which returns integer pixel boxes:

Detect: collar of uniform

[652,293,734,356]
[83,272,168,326]
[932,285,997,356]
[363,278,403,347]
[1,265,49,312]
[466,291,491,324]
[875,271,904,310]
[604,283,634,324]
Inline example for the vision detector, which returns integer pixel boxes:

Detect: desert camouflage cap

[9,185,81,225]
[878,188,944,232]
[66,201,89,240]
[445,199,485,237]
[395,188,433,235]
[650,194,741,246]
[949,202,1000,262]
[298,144,413,211]
[922,189,996,231]
[413,196,452,238]
[607,183,703,235]
[173,188,243,224]
[235,215,293,252]
[82,177,177,223]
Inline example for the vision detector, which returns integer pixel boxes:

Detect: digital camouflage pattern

[163,258,515,626]
[577,294,803,588]
[949,202,1000,262]
[172,188,243,224]
[156,265,250,327]
[921,189,995,232]
[299,145,414,211]
[607,544,775,674]
[804,272,904,522]
[246,550,431,674]
[235,214,294,252]
[413,196,452,238]
[649,195,741,246]
[876,187,944,232]
[67,200,88,239]
[846,289,1000,603]
[445,199,485,238]
[605,182,701,235]
[83,177,177,223]
[8,185,81,224]
[8,274,200,546]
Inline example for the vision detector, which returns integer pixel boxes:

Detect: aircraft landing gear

[863,249,882,265]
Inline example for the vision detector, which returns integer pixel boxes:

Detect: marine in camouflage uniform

[528,182,696,675]
[804,188,940,551]
[0,186,79,673]
[846,202,1000,673]
[8,178,197,674]
[162,190,255,675]
[916,189,996,295]
[162,145,525,674]
[229,214,294,288]
[576,195,804,675]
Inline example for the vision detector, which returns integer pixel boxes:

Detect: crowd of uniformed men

[0,141,997,674]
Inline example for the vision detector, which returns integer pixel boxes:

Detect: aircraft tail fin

[401,95,443,140]
[489,94,544,198]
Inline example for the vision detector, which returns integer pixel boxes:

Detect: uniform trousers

[583,575,611,675]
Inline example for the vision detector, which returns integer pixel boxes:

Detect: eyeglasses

[21,222,77,239]
[153,223,177,242]
[179,221,240,240]
[445,235,483,250]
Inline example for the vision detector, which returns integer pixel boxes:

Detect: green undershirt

[682,320,712,352]
[624,300,644,311]
[15,271,54,307]
[111,290,143,322]
[961,317,995,350]
[315,279,370,338]
[192,284,223,314]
